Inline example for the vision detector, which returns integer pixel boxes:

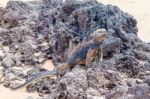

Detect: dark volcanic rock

[116,56,140,77]
[133,50,150,62]
[105,83,150,99]
[36,0,138,61]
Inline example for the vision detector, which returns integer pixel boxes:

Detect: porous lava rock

[0,0,150,99]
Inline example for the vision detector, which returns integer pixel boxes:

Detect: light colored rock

[2,57,14,68]
[0,50,5,57]
[126,78,137,87]
[34,52,41,57]
[0,66,4,75]
[136,78,143,84]
[3,46,10,53]
[0,66,4,84]
[86,88,101,97]
[12,67,25,77]
[0,27,9,34]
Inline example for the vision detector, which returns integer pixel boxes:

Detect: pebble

[136,79,143,84]
[126,78,137,87]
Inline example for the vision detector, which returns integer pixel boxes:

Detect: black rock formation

[0,0,150,99]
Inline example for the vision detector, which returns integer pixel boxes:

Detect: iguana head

[92,28,107,43]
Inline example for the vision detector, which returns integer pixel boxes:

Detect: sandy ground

[0,85,40,99]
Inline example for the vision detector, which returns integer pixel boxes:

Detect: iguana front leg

[95,46,103,63]
[100,46,103,62]
[85,48,97,66]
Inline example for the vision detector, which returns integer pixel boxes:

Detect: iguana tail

[11,70,59,90]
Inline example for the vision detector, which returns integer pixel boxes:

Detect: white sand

[0,85,39,99]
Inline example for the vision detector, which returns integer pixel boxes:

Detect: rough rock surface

[0,0,150,99]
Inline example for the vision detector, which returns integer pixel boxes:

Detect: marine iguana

[12,29,107,90]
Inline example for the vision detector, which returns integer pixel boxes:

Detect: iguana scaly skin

[12,29,107,90]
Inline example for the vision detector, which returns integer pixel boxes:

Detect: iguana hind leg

[55,63,70,77]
